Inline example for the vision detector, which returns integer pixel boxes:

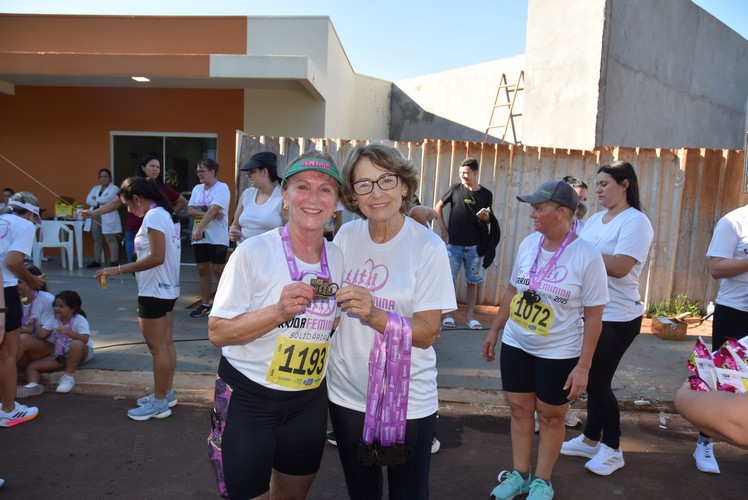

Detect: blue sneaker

[527,478,554,499]
[490,470,531,500]
[127,398,171,421]
[137,389,178,408]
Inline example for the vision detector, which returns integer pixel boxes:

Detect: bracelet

[118,265,123,275]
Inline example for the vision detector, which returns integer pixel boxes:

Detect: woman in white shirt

[95,177,181,421]
[208,152,343,499]
[0,192,45,427]
[229,151,283,243]
[84,168,122,267]
[561,160,654,477]
[483,179,608,500]
[329,143,456,499]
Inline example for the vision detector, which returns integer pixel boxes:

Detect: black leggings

[583,316,642,450]
[328,401,436,500]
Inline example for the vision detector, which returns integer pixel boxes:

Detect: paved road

[3,394,745,499]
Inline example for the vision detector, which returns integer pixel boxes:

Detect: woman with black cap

[228,151,283,244]
[207,151,344,499]
[482,179,608,500]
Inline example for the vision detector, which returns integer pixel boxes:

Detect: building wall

[0,86,243,219]
[600,0,748,149]
[390,56,525,144]
[522,0,748,150]
[0,15,247,54]
[241,16,389,140]
[522,0,606,150]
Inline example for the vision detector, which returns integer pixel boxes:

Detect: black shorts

[500,342,579,406]
[137,296,177,319]
[3,286,22,332]
[213,357,327,499]
[193,244,227,265]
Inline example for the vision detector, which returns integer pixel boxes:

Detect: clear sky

[1,0,746,82]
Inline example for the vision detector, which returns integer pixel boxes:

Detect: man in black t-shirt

[435,158,492,329]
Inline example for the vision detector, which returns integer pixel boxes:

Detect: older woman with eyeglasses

[187,159,231,318]
[328,143,456,499]
[207,151,344,499]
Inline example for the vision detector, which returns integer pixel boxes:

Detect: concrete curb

[36,370,677,414]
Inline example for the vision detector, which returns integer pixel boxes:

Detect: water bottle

[706,301,715,321]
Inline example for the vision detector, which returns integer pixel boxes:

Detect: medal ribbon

[528,229,574,293]
[362,311,412,447]
[280,224,330,281]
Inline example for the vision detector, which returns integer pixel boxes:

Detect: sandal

[467,319,482,330]
[442,317,455,328]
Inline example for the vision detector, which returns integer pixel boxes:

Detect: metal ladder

[483,70,524,144]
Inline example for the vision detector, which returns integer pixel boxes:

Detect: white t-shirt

[0,214,36,287]
[23,290,55,341]
[327,217,457,419]
[134,207,181,299]
[237,185,283,241]
[189,181,231,246]
[580,207,653,321]
[211,229,344,391]
[502,232,609,359]
[42,313,94,353]
[707,205,748,312]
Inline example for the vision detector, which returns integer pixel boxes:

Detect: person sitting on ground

[24,290,93,394]
[15,264,56,398]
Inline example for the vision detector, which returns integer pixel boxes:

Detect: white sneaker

[56,374,75,393]
[560,434,599,458]
[693,440,720,474]
[584,443,625,476]
[431,436,441,454]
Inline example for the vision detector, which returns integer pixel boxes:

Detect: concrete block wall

[522,0,748,150]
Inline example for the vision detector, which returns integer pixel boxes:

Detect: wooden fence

[236,132,747,308]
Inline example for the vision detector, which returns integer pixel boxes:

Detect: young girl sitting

[24,291,94,394]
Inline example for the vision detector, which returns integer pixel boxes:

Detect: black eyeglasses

[352,173,400,195]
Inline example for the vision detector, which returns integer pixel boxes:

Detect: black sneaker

[326,431,337,446]
[190,304,212,318]
[86,261,101,268]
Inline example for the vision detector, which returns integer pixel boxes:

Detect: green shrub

[646,294,704,318]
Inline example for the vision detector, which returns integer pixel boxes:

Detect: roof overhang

[0,52,325,99]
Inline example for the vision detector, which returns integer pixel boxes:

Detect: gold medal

[310,278,339,300]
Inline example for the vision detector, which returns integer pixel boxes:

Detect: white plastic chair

[33,221,75,269]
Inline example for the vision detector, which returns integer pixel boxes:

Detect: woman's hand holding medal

[336,284,381,326]
[276,282,316,320]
